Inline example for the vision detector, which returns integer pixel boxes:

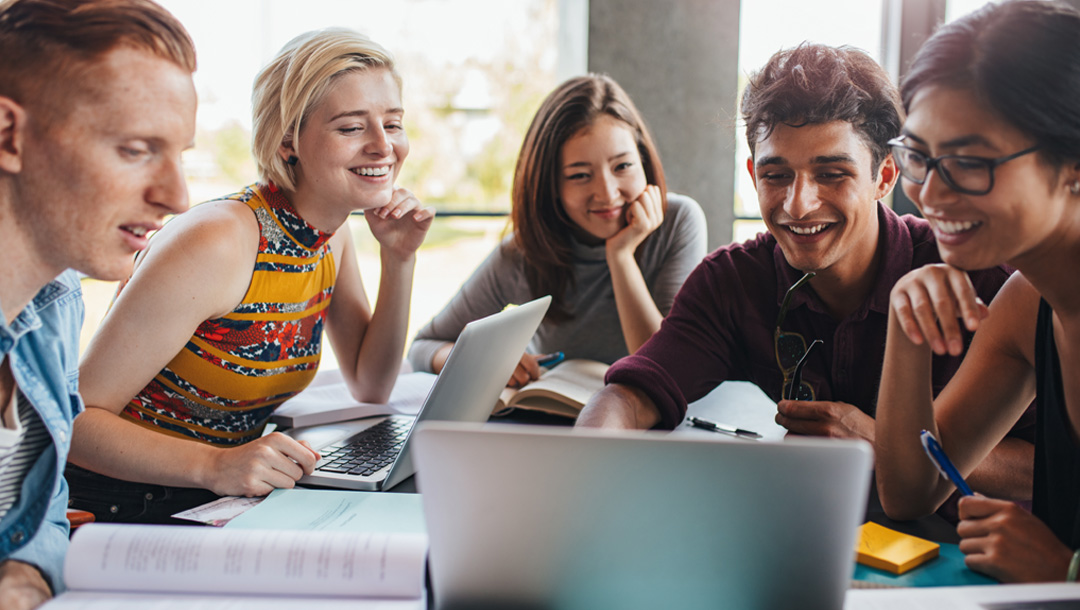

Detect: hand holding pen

[507,351,565,388]
[537,351,565,367]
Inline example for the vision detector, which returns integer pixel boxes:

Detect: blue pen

[920,430,974,496]
[536,351,565,367]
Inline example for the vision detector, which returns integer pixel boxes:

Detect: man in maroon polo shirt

[577,43,1033,505]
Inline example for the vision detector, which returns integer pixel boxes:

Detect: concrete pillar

[882,0,947,216]
[585,0,741,249]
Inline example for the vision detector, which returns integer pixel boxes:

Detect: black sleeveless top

[1033,299,1080,548]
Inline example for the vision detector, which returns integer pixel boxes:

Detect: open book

[45,523,427,609]
[271,370,436,428]
[492,358,608,419]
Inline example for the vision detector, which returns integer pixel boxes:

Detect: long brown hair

[511,73,666,321]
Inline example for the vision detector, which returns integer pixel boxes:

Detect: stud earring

[1071,180,1080,196]
[286,155,298,166]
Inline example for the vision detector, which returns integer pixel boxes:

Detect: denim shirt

[0,270,84,592]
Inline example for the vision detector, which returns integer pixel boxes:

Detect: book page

[64,524,427,599]
[45,591,425,609]
[510,359,608,409]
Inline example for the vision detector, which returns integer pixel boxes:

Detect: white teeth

[353,166,390,177]
[788,223,828,235]
[125,226,147,237]
[934,219,982,235]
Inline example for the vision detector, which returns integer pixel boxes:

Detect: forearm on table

[576,384,660,429]
[69,407,218,489]
[345,252,417,402]
[875,315,950,520]
[607,250,664,353]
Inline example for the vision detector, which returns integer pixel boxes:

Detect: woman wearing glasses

[407,74,706,386]
[876,1,1080,583]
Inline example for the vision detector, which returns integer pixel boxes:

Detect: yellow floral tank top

[121,183,336,446]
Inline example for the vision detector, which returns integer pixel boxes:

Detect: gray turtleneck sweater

[407,194,707,372]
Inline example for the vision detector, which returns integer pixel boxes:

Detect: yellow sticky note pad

[855,522,940,574]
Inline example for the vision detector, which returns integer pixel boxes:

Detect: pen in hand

[536,351,565,367]
[687,416,762,439]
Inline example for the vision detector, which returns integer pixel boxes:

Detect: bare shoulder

[124,199,261,317]
[152,198,259,255]
[983,272,1041,364]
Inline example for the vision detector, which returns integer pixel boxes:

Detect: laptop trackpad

[286,417,385,451]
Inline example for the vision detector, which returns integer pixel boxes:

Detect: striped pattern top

[0,391,51,519]
[121,183,336,446]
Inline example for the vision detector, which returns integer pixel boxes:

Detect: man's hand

[957,495,1072,583]
[0,560,51,610]
[775,399,875,442]
[203,433,320,497]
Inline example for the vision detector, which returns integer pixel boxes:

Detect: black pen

[687,416,762,439]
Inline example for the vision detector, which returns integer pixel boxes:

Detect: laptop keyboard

[313,416,413,477]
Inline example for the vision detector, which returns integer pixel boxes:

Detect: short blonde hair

[251,28,400,192]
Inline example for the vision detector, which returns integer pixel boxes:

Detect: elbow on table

[877,483,938,522]
[346,381,393,405]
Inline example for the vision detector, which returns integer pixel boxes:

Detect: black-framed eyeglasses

[774,271,820,401]
[888,137,1040,196]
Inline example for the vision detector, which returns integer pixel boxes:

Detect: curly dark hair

[741,43,902,177]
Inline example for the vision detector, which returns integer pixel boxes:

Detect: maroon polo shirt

[608,203,1030,439]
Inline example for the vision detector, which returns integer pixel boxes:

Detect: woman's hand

[506,352,544,388]
[957,495,1073,583]
[888,263,989,356]
[605,185,663,258]
[202,433,321,497]
[365,187,435,260]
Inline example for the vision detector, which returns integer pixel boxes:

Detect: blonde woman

[68,28,433,522]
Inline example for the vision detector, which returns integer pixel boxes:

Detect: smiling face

[900,85,1072,270]
[558,114,648,244]
[14,47,196,282]
[750,120,896,284]
[287,68,407,219]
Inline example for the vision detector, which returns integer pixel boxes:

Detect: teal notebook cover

[853,542,997,587]
[225,488,426,534]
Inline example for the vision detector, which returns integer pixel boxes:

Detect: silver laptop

[413,422,873,610]
[290,296,550,491]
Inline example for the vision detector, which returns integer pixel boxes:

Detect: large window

[81,0,560,363]
[946,0,998,22]
[733,0,885,242]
